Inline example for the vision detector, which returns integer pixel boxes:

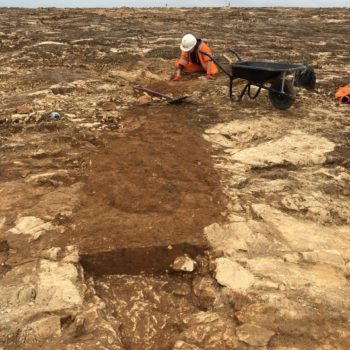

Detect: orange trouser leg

[183,63,206,73]
[175,59,218,75]
[209,63,219,75]
[203,61,219,75]
[175,59,205,73]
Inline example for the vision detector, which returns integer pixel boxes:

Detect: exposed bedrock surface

[0,7,349,350]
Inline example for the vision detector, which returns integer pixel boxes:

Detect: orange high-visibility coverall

[175,41,218,75]
[335,85,350,104]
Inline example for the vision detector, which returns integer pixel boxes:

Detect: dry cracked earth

[0,7,350,350]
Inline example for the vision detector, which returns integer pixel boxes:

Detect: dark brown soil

[43,104,225,273]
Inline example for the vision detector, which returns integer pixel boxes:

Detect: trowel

[134,85,189,104]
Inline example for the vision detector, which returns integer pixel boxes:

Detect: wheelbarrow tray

[199,49,315,110]
[231,61,305,84]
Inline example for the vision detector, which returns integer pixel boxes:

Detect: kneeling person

[173,34,218,81]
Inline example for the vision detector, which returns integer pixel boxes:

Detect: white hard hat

[180,34,197,52]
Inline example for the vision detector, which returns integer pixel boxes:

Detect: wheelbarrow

[200,49,316,110]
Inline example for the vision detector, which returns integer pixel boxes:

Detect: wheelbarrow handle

[228,49,242,62]
[199,50,213,61]
[199,50,232,78]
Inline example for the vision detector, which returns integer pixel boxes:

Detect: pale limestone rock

[226,214,246,222]
[40,247,62,260]
[50,83,76,95]
[173,340,201,350]
[80,122,101,129]
[236,323,275,346]
[25,170,69,185]
[8,216,54,240]
[96,83,117,92]
[27,89,52,97]
[180,311,237,348]
[36,260,83,310]
[204,222,253,254]
[300,250,345,269]
[251,204,350,259]
[16,285,37,304]
[231,131,334,167]
[10,114,29,123]
[215,258,254,291]
[253,279,280,290]
[283,253,301,264]
[192,276,218,301]
[281,192,333,223]
[203,133,237,148]
[39,246,79,263]
[236,304,277,328]
[80,306,101,332]
[204,117,282,148]
[281,194,307,211]
[33,41,67,46]
[19,315,61,344]
[62,245,80,263]
[257,179,291,193]
[246,257,347,290]
[242,178,292,196]
[171,255,196,272]
[0,259,83,341]
[246,257,350,311]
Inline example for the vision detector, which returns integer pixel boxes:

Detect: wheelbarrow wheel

[269,79,295,110]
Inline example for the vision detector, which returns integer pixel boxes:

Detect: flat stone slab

[215,258,255,291]
[231,131,334,167]
[236,323,275,346]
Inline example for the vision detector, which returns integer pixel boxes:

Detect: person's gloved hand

[206,74,214,80]
[172,75,180,81]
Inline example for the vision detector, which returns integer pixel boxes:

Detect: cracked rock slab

[179,311,237,349]
[231,131,334,167]
[8,216,54,240]
[171,255,196,272]
[236,323,275,346]
[251,204,350,258]
[19,315,61,345]
[215,258,254,291]
[0,259,83,336]
[204,222,252,254]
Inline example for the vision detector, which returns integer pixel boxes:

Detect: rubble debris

[171,255,196,272]
[8,216,55,241]
[236,323,275,346]
[215,258,254,291]
[101,101,117,111]
[138,94,152,105]
[16,105,32,114]
[19,315,62,344]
